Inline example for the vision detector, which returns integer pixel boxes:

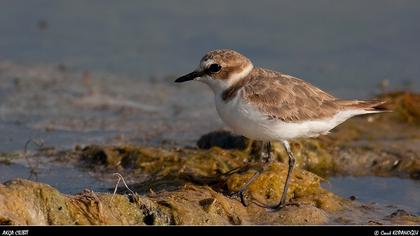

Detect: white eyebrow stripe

[227,63,253,86]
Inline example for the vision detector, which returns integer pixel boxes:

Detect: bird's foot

[228,188,252,206]
[226,169,262,206]
[223,158,280,207]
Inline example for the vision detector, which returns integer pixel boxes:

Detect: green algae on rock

[378,91,420,125]
[1,175,418,225]
[0,144,349,225]
[0,175,343,225]
[80,145,250,181]
[0,179,146,225]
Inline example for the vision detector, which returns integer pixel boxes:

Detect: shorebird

[175,49,387,210]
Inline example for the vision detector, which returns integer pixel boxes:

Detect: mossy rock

[0,167,344,225]
[225,162,343,212]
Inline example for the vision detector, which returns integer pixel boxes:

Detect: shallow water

[0,162,111,194]
[0,122,120,153]
[0,63,223,151]
[322,176,420,215]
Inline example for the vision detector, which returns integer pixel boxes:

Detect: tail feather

[335,99,390,113]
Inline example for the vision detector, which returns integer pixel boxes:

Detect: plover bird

[175,49,387,210]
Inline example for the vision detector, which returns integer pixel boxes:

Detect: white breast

[215,92,272,140]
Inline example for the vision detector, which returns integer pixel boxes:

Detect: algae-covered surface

[0,141,419,225]
[0,61,419,225]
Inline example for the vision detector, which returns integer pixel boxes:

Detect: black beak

[175,71,204,83]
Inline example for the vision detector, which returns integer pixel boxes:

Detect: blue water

[322,176,420,215]
[1,0,419,98]
[0,162,111,194]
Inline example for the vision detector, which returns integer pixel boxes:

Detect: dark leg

[221,164,252,177]
[272,140,295,210]
[265,142,273,163]
[230,142,273,206]
[235,171,261,206]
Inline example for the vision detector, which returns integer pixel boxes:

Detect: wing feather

[242,68,340,122]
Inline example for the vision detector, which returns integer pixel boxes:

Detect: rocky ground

[0,65,419,225]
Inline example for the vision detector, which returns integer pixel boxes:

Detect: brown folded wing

[242,68,341,122]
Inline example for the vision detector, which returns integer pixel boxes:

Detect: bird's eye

[208,63,222,73]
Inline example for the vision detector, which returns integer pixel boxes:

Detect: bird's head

[175,49,254,94]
